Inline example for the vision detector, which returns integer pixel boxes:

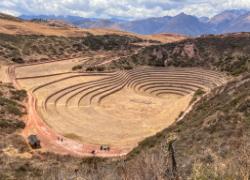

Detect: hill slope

[0,33,144,64]
[0,13,187,65]
[105,33,250,76]
[225,12,250,33]
[1,13,184,43]
[209,9,248,32]
[155,13,210,36]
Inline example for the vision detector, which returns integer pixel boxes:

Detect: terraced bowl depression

[15,63,228,154]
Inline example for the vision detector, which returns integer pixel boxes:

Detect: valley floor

[5,57,229,157]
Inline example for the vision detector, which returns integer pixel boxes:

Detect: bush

[11,90,27,101]
[0,97,24,116]
[11,57,24,64]
[0,119,25,129]
[86,66,105,72]
[0,97,18,106]
[6,104,23,116]
[194,89,205,97]
[190,89,206,104]
[72,65,82,71]
[123,65,133,70]
[86,66,94,72]
[96,66,105,72]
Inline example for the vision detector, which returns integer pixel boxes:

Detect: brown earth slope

[0,33,143,64]
[104,33,250,76]
[0,13,186,67]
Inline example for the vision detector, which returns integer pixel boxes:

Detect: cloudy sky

[0,0,250,19]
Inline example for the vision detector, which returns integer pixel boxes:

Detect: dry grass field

[14,59,228,153]
[15,57,89,78]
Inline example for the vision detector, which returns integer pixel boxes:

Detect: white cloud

[0,0,250,19]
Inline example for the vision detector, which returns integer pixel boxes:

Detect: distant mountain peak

[18,9,250,36]
[176,12,189,17]
[210,9,248,25]
[178,12,187,15]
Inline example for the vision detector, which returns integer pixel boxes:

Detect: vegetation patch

[72,64,82,71]
[0,97,25,116]
[82,34,142,51]
[10,89,27,101]
[105,33,250,75]
[190,88,205,104]
[0,33,143,64]
[86,65,106,72]
[0,119,25,134]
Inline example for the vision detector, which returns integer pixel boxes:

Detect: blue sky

[0,0,250,19]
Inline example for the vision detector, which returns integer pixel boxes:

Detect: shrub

[6,104,23,116]
[194,89,205,97]
[96,66,105,72]
[0,97,18,106]
[190,89,206,104]
[86,66,94,72]
[123,65,133,70]
[11,57,24,64]
[86,66,105,72]
[72,65,82,71]
[0,97,24,116]
[0,119,25,129]
[11,90,27,101]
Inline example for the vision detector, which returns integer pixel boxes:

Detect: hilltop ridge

[19,9,250,36]
[0,13,186,42]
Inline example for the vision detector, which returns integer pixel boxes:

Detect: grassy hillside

[0,33,143,64]
[105,33,250,76]
[0,83,30,180]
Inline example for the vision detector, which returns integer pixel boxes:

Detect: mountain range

[20,9,250,36]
